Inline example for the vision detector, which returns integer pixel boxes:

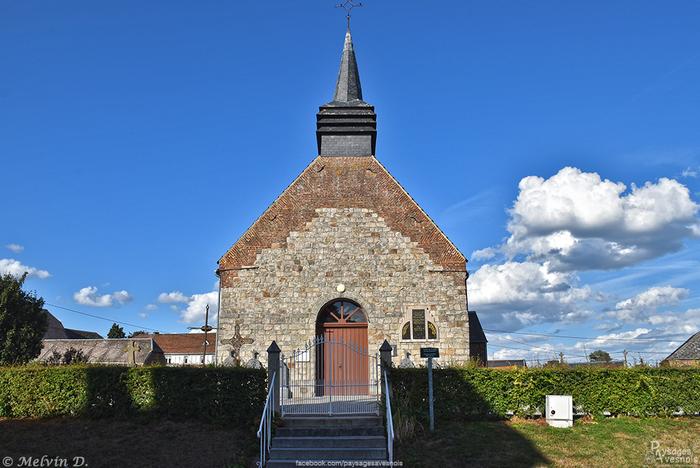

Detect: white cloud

[158,289,219,323]
[180,291,218,324]
[5,244,24,253]
[158,291,190,304]
[471,247,497,261]
[492,342,557,361]
[0,258,50,279]
[573,328,652,350]
[610,286,689,322]
[503,167,699,271]
[73,286,133,308]
[682,167,698,178]
[145,304,158,311]
[469,261,592,329]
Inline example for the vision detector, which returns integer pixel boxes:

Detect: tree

[45,347,88,365]
[589,349,612,363]
[107,323,125,338]
[0,273,48,364]
[62,347,87,365]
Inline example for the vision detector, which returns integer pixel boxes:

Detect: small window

[401,322,411,340]
[401,308,438,341]
[428,321,437,340]
[184,357,188,364]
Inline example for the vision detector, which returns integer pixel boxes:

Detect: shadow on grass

[390,369,550,467]
[75,365,265,466]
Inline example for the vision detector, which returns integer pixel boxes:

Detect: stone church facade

[216,29,483,367]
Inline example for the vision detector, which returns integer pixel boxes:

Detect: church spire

[332,28,363,103]
[316,28,377,157]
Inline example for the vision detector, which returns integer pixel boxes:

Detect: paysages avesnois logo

[645,440,698,466]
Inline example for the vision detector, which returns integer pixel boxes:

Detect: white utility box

[545,395,573,428]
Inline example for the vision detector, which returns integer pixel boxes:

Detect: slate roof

[332,29,363,103]
[64,329,103,339]
[665,331,700,361]
[43,310,68,339]
[37,338,165,365]
[144,333,216,355]
[42,310,103,339]
[468,311,487,344]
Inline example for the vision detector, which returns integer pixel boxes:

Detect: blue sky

[2,1,700,363]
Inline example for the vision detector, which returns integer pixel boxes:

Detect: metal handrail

[384,369,394,464]
[257,371,276,467]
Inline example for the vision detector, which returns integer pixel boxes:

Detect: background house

[662,331,700,367]
[145,333,216,366]
[468,311,488,365]
[43,310,102,339]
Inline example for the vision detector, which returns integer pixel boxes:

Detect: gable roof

[218,156,466,285]
[468,311,487,344]
[665,331,700,361]
[146,333,216,355]
[42,309,102,340]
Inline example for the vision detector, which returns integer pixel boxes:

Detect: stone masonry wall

[217,207,469,366]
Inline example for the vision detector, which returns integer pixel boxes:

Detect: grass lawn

[0,417,257,468]
[396,417,700,467]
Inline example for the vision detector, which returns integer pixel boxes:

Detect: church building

[216,28,485,369]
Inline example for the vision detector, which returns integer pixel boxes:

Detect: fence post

[267,341,281,416]
[380,340,393,399]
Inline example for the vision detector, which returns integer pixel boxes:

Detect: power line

[489,342,590,360]
[484,328,685,343]
[45,302,161,333]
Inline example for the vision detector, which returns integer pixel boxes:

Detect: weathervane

[336,0,363,29]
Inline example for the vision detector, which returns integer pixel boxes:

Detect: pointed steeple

[316,29,377,157]
[333,29,363,103]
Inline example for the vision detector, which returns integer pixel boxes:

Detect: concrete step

[269,447,388,461]
[271,435,386,449]
[275,425,385,437]
[281,415,382,428]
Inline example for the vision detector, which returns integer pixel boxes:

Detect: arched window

[401,308,437,340]
[318,300,367,324]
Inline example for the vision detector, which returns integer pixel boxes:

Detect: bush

[390,367,700,422]
[0,365,267,427]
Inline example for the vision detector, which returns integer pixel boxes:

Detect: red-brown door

[323,324,369,396]
[317,300,369,396]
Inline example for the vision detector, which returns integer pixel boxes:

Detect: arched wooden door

[316,300,369,396]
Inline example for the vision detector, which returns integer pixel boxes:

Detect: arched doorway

[316,299,369,396]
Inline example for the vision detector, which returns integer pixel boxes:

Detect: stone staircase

[266,415,387,467]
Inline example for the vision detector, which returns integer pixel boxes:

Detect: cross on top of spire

[336,0,363,29]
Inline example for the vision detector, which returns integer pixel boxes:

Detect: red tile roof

[146,333,216,355]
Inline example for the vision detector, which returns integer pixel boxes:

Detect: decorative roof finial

[336,0,363,30]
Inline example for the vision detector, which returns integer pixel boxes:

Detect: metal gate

[280,336,380,415]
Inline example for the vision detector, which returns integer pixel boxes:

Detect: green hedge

[0,365,267,426]
[390,367,700,420]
